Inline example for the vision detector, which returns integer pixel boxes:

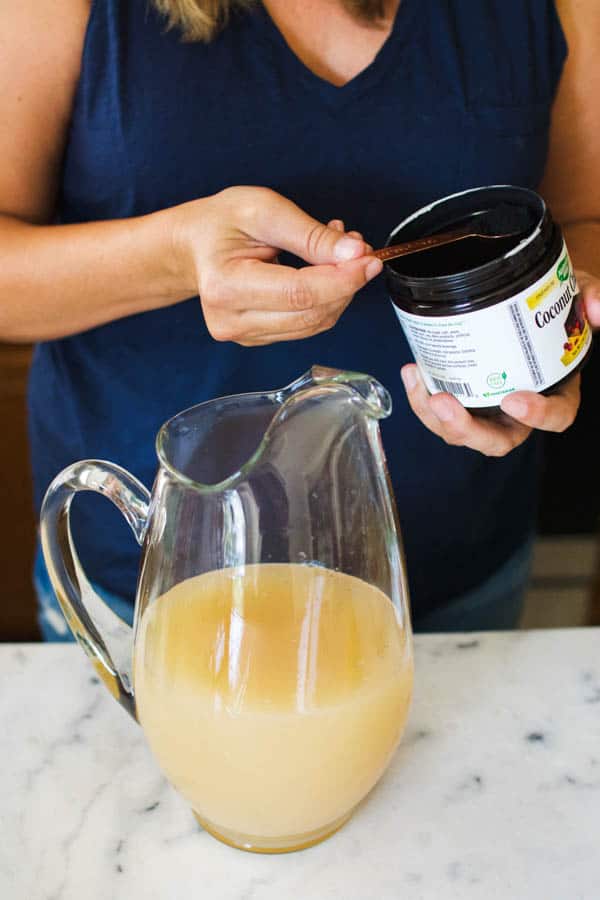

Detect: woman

[1,0,599,637]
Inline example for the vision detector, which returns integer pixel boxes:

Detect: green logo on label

[557,256,570,282]
[487,372,507,390]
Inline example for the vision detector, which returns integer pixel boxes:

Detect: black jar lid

[385,185,560,316]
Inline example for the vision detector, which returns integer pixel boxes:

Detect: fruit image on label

[561,296,590,366]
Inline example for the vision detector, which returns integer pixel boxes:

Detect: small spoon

[374,204,531,263]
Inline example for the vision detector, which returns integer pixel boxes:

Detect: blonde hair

[152,0,387,43]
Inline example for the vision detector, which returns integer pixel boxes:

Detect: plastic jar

[385,185,592,414]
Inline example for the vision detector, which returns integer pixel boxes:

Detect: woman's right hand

[171,186,382,346]
[1,5,381,344]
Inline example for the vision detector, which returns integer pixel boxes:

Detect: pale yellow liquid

[134,564,413,851]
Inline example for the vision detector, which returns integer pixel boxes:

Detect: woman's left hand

[400,270,600,457]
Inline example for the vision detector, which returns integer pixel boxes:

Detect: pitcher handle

[40,460,151,718]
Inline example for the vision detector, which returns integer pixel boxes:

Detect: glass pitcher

[40,366,413,854]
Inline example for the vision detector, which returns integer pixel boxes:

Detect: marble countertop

[1,629,599,900]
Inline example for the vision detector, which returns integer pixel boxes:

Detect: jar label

[393,242,592,408]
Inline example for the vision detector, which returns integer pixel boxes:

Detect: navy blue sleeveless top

[29,0,567,620]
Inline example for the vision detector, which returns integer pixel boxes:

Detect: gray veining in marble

[1,629,599,899]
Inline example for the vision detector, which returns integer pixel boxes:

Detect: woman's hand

[400,270,600,457]
[172,186,382,346]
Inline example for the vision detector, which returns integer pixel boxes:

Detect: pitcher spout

[283,366,392,421]
[154,366,392,493]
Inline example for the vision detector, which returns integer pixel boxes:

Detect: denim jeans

[413,538,534,633]
[34,538,534,641]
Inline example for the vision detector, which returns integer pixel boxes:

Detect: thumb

[577,271,600,329]
[256,192,368,264]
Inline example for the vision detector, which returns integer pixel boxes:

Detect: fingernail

[365,258,383,279]
[334,236,364,260]
[502,396,528,419]
[435,399,455,422]
[401,367,418,391]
